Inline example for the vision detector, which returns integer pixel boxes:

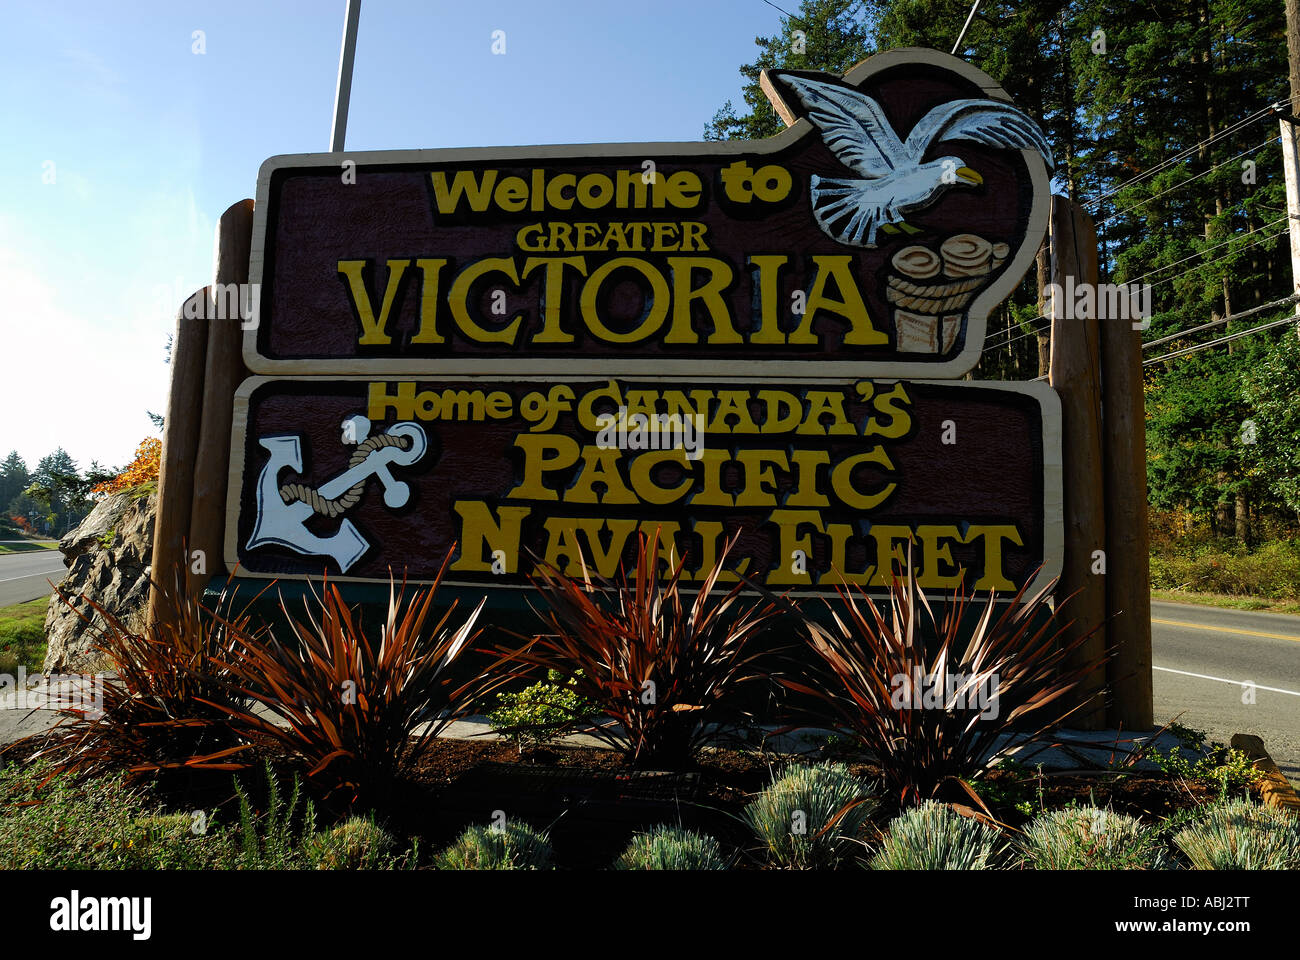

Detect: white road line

[1153,665,1300,698]
[0,569,64,585]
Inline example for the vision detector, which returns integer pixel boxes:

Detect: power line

[1002,295,1298,363]
[1087,96,1295,210]
[1141,295,1300,350]
[982,224,1288,353]
[984,316,1050,352]
[1125,225,1288,292]
[759,0,802,21]
[1123,216,1288,286]
[1143,310,1299,365]
[1098,137,1280,224]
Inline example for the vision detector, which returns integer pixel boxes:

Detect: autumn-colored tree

[92,438,162,496]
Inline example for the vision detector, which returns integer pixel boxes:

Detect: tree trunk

[1215,494,1233,537]
[1035,241,1051,378]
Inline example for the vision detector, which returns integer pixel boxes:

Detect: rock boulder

[42,488,157,673]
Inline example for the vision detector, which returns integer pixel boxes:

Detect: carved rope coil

[278,433,409,518]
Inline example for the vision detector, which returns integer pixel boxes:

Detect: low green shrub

[1150,723,1264,799]
[0,759,425,871]
[870,801,1003,870]
[434,821,553,870]
[302,816,399,870]
[1017,806,1170,870]
[614,825,728,870]
[1150,538,1300,600]
[971,758,1040,818]
[486,669,596,753]
[0,760,225,869]
[1173,798,1300,870]
[231,762,317,869]
[743,762,876,869]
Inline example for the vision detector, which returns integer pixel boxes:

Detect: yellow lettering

[666,257,739,345]
[831,447,897,510]
[580,258,669,344]
[339,259,410,346]
[508,434,579,500]
[788,255,886,346]
[448,257,523,343]
[451,501,529,572]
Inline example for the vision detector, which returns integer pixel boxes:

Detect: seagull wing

[905,98,1055,170]
[778,74,908,178]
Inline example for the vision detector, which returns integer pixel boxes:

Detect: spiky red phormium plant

[26,567,259,779]
[207,548,518,805]
[781,567,1107,807]
[505,529,783,769]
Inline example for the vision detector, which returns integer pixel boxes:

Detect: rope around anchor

[279,433,410,518]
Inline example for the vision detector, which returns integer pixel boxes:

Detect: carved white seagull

[775,73,1054,248]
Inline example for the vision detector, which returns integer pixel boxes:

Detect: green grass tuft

[0,597,49,674]
[1017,806,1171,870]
[434,821,554,870]
[1173,798,1300,870]
[870,801,1004,870]
[743,762,877,869]
[614,825,729,870]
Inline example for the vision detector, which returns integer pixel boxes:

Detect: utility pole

[1281,0,1300,316]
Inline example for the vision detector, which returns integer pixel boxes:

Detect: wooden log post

[186,199,255,599]
[1100,273,1155,730]
[1047,196,1108,730]
[147,288,211,628]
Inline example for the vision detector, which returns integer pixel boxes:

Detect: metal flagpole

[329,0,362,152]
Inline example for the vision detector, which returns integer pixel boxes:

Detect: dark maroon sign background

[230,378,1051,594]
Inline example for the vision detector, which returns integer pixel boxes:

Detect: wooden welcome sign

[224,48,1062,598]
[243,48,1050,379]
[225,375,1061,596]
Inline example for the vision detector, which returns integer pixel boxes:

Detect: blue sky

[0,0,786,472]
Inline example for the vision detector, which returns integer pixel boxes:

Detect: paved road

[0,550,67,608]
[1151,600,1300,785]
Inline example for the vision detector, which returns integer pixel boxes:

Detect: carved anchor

[246,421,428,573]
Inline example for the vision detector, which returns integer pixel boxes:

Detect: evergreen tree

[0,451,28,518]
[1242,326,1300,522]
[703,0,881,142]
[28,448,94,535]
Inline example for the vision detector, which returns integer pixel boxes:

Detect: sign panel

[244,49,1051,380]
[225,376,1062,598]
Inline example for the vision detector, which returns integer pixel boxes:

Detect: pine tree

[0,451,29,518]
